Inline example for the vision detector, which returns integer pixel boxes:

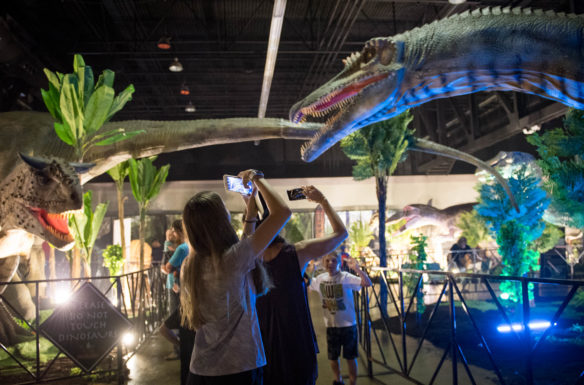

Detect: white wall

[87,174,480,215]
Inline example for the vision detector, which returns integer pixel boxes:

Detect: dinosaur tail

[411,138,519,212]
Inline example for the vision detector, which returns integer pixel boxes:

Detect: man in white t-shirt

[309,253,372,385]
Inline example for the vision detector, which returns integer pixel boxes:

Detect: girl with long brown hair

[180,169,291,385]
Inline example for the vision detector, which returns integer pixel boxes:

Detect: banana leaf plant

[107,161,130,266]
[41,54,143,160]
[128,157,170,271]
[348,220,374,260]
[69,190,109,278]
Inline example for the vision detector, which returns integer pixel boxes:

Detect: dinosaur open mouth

[28,207,74,243]
[291,73,388,125]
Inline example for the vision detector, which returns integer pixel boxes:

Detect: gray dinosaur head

[0,154,84,249]
[290,38,405,162]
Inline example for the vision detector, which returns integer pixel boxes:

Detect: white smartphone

[223,174,253,195]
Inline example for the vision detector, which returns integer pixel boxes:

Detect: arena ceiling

[1,0,581,181]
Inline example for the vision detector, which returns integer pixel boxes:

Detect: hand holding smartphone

[287,188,306,201]
[223,175,253,195]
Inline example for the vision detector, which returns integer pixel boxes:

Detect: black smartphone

[223,174,253,195]
[287,188,306,201]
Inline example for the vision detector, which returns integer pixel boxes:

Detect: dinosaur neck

[84,118,321,182]
[0,112,321,184]
[394,8,584,110]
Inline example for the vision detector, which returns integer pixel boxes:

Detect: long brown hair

[180,191,273,330]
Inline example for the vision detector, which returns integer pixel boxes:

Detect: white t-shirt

[309,271,362,328]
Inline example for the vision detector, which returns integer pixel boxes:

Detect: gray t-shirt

[189,237,266,375]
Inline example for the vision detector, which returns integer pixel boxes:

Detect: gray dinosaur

[0,111,321,345]
[290,7,584,190]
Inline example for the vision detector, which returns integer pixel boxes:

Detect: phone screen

[287,188,306,200]
[224,175,253,195]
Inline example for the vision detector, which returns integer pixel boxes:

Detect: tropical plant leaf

[93,129,144,146]
[106,84,135,122]
[84,85,115,134]
[59,74,83,142]
[107,161,130,183]
[41,88,59,122]
[43,68,61,92]
[95,69,115,89]
[53,122,75,146]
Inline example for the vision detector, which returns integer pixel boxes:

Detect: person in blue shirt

[160,220,187,360]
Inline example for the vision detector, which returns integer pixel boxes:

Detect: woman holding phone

[180,169,291,385]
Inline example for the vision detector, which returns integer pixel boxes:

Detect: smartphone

[223,175,253,195]
[287,188,306,201]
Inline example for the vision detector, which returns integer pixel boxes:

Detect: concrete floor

[123,291,496,385]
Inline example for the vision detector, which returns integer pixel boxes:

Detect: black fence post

[35,281,40,381]
[449,275,458,385]
[399,271,407,374]
[363,287,373,377]
[116,277,124,385]
[522,279,533,385]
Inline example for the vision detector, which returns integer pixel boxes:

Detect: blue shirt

[166,243,189,289]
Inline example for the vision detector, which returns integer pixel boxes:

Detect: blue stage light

[497,321,554,333]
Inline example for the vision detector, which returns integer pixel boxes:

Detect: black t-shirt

[450,244,471,268]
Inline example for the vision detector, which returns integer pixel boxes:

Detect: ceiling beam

[416,102,568,173]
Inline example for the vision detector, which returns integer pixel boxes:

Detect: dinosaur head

[387,204,443,235]
[0,154,88,249]
[290,38,405,162]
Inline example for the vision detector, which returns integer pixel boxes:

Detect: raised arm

[239,169,291,257]
[241,188,258,238]
[346,257,372,287]
[295,185,348,272]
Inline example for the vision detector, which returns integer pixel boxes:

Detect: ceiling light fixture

[185,102,196,113]
[157,37,171,50]
[169,57,183,72]
[180,83,190,96]
[448,0,466,4]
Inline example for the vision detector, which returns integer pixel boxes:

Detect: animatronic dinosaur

[387,203,475,239]
[0,111,321,345]
[290,7,584,198]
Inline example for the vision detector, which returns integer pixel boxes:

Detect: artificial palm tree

[340,111,414,313]
[68,190,109,278]
[107,161,130,266]
[128,157,170,271]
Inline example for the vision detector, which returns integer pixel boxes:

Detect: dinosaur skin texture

[290,7,584,162]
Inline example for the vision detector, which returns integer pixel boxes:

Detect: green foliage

[340,111,415,180]
[531,224,563,253]
[456,210,493,248]
[526,108,584,228]
[102,244,124,279]
[475,165,549,302]
[409,234,428,265]
[348,220,374,257]
[42,54,143,160]
[281,214,306,244]
[69,190,109,264]
[107,161,130,186]
[128,157,170,207]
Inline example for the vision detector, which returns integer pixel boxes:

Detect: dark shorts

[164,308,180,329]
[186,367,263,385]
[326,325,358,360]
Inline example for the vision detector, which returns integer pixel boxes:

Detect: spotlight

[122,331,135,346]
[180,84,190,96]
[157,37,171,50]
[53,288,72,305]
[500,292,510,300]
[497,321,552,333]
[448,0,466,4]
[169,57,183,72]
[185,102,196,113]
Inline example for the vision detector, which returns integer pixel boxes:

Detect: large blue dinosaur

[291,7,584,166]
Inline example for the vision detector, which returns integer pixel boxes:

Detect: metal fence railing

[355,268,584,385]
[0,267,168,384]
